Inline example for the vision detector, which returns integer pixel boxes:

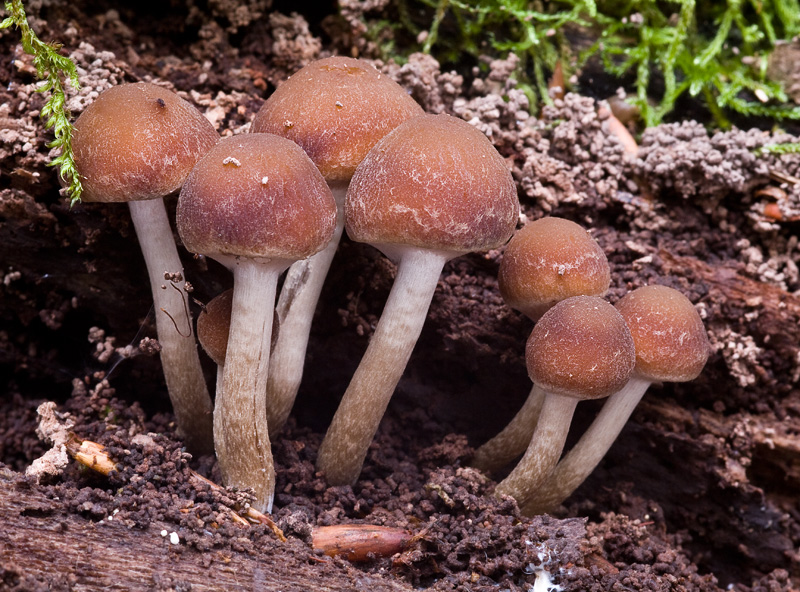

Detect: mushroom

[251,56,424,435]
[494,295,635,510]
[498,217,611,320]
[471,217,611,473]
[176,133,337,512]
[522,284,710,515]
[316,113,520,486]
[196,288,233,399]
[72,82,219,455]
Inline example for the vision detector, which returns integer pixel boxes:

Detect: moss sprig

[754,141,800,156]
[2,0,82,205]
[357,0,800,128]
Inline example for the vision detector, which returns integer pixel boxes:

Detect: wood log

[0,470,414,592]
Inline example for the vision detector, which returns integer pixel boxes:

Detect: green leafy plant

[2,0,82,204]
[754,141,800,156]
[361,0,800,128]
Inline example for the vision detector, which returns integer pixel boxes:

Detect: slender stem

[214,365,224,409]
[521,376,652,515]
[316,248,451,486]
[128,198,213,455]
[216,260,284,514]
[471,383,546,474]
[267,184,347,435]
[494,393,578,509]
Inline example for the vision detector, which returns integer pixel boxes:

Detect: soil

[1,2,799,591]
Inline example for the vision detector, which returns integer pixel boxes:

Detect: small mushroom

[72,82,219,455]
[196,288,233,399]
[177,133,337,512]
[498,217,611,320]
[522,285,710,515]
[316,114,519,486]
[252,56,424,435]
[494,295,635,510]
[471,217,611,474]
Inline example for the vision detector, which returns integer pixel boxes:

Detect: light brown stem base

[316,248,451,486]
[494,393,577,509]
[215,260,284,514]
[521,376,652,515]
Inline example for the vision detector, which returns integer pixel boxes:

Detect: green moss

[358,0,800,128]
[2,0,82,205]
[754,141,800,155]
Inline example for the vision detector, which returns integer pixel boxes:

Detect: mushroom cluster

[471,216,611,473]
[72,59,710,517]
[251,57,424,435]
[520,284,710,515]
[473,218,710,515]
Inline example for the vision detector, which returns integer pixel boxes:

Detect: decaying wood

[65,431,287,539]
[640,397,800,490]
[660,250,800,348]
[0,470,416,592]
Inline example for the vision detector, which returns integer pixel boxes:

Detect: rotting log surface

[0,471,414,592]
[660,250,800,349]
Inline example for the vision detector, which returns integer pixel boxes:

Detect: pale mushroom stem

[214,365,224,409]
[471,383,547,474]
[494,393,579,508]
[521,375,652,515]
[267,184,347,434]
[316,247,452,486]
[216,260,285,514]
[127,198,213,455]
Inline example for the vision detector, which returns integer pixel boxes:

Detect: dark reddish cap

[252,57,424,183]
[176,133,337,263]
[526,295,635,400]
[499,217,610,320]
[73,82,219,202]
[615,285,710,382]
[345,114,519,256]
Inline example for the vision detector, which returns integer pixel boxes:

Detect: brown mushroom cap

[196,289,233,367]
[526,295,635,400]
[345,114,519,255]
[499,217,611,320]
[251,56,424,183]
[176,133,337,263]
[615,285,710,382]
[73,82,219,203]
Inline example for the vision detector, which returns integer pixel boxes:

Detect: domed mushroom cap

[73,82,219,203]
[615,285,710,382]
[499,217,611,320]
[197,289,233,367]
[176,133,337,263]
[251,56,424,183]
[526,295,635,400]
[345,114,519,255]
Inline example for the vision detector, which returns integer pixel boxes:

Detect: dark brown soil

[1,2,799,591]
